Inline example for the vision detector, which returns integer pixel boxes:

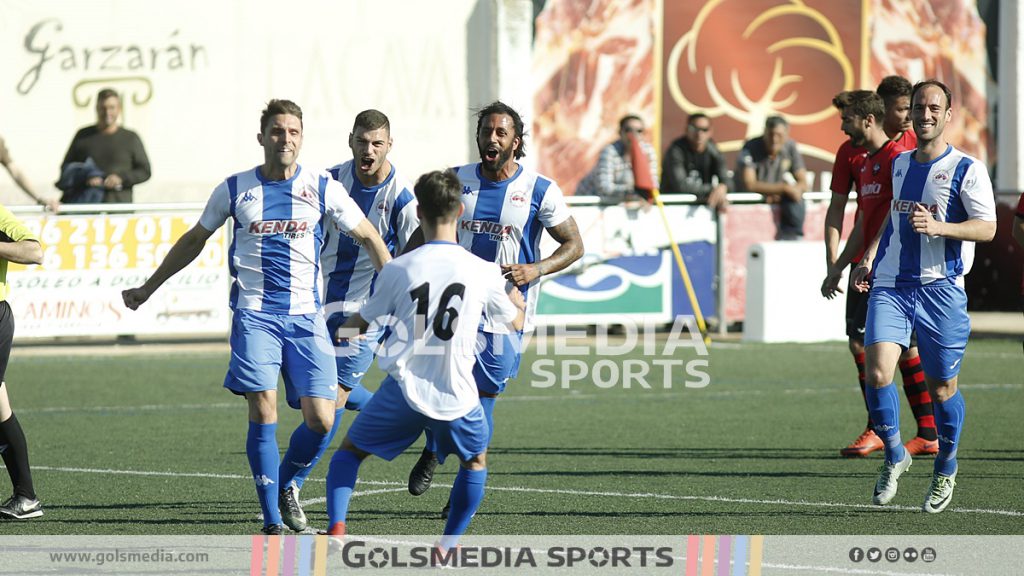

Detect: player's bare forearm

[507,287,526,332]
[539,217,583,276]
[0,239,42,265]
[125,224,212,309]
[833,214,865,274]
[911,209,996,242]
[824,192,850,267]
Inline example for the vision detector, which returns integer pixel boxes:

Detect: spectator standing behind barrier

[576,115,658,205]
[0,135,60,212]
[660,112,730,212]
[737,116,808,239]
[59,88,151,204]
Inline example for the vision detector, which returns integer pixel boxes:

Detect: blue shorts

[347,376,488,464]
[327,312,383,391]
[865,281,970,381]
[224,309,338,409]
[473,330,523,395]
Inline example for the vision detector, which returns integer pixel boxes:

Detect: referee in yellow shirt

[0,202,43,519]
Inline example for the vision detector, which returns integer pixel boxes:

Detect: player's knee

[461,452,487,470]
[848,338,865,356]
[306,413,333,435]
[926,377,958,402]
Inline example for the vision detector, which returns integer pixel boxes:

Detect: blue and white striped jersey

[873,145,996,288]
[199,164,364,315]
[454,163,570,332]
[321,161,419,314]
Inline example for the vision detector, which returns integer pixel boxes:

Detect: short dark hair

[876,75,913,103]
[475,101,527,159]
[260,99,303,133]
[619,114,643,131]
[96,88,120,104]
[687,112,710,125]
[836,90,884,121]
[831,91,851,110]
[911,79,953,110]
[414,169,463,222]
[764,115,789,131]
[352,109,390,133]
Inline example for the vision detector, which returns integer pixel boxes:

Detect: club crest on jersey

[509,191,527,208]
[933,171,950,183]
[248,219,313,239]
[872,163,881,174]
[377,201,388,216]
[297,187,318,204]
[461,219,512,239]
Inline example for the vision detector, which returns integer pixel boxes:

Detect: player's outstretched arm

[349,218,392,272]
[502,217,584,287]
[0,239,42,265]
[122,223,214,310]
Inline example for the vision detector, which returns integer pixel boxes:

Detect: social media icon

[921,547,936,563]
[849,548,864,563]
[885,548,900,562]
[904,548,919,562]
[867,548,882,562]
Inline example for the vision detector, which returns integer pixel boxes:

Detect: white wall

[0,0,535,205]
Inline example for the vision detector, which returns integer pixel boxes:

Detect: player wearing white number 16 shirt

[324,169,526,548]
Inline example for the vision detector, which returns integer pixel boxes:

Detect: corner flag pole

[649,187,710,344]
[627,134,710,343]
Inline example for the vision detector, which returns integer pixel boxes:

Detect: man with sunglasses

[576,115,658,205]
[661,112,730,212]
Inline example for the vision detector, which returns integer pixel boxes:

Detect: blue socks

[246,422,281,527]
[932,390,964,477]
[865,384,906,465]
[284,388,375,490]
[278,420,330,490]
[443,467,487,541]
[326,449,363,527]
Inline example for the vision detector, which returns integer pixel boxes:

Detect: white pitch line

[17,382,1021,414]
[19,402,239,414]
[33,465,1023,518]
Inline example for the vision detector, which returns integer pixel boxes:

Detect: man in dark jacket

[60,88,150,203]
[660,112,729,212]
